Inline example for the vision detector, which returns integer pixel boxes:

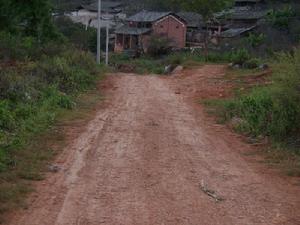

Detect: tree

[0,0,58,41]
[170,0,234,58]
[173,0,233,20]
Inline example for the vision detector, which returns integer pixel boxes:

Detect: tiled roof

[115,25,151,35]
[127,11,172,22]
[220,25,256,38]
[176,12,203,28]
[80,1,123,12]
[231,10,268,20]
[216,8,268,20]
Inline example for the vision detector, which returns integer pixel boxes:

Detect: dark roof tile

[80,1,123,12]
[127,11,172,22]
[176,12,203,28]
[115,25,151,35]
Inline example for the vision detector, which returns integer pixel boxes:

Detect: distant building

[176,12,204,44]
[114,11,187,53]
[68,1,126,29]
[215,0,268,40]
[234,0,265,7]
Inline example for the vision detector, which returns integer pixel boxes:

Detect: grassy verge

[0,85,105,222]
[0,32,107,220]
[109,48,261,75]
[204,48,300,176]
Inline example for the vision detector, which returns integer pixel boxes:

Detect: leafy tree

[0,0,19,32]
[0,0,58,41]
[169,0,234,57]
[169,0,233,19]
[267,6,295,29]
[147,35,173,56]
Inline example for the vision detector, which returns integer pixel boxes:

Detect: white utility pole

[96,0,102,64]
[105,24,109,65]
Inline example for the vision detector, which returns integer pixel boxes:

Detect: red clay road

[8,67,300,225]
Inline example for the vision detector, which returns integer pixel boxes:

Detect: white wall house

[67,1,126,29]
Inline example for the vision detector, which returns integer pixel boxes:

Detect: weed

[205,48,300,175]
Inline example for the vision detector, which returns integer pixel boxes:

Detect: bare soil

[7,66,300,225]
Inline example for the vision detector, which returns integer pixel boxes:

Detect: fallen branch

[200,180,225,202]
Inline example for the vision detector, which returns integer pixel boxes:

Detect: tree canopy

[0,0,58,41]
[166,0,234,19]
[129,0,234,19]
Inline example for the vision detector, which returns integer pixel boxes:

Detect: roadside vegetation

[220,50,300,140]
[0,0,105,220]
[204,48,300,175]
[110,47,258,74]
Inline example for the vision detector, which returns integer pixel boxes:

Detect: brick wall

[153,15,187,48]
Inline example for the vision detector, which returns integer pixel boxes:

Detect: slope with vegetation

[0,0,104,219]
[218,49,300,147]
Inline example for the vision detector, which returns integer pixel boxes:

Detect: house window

[160,25,164,28]
[176,25,179,29]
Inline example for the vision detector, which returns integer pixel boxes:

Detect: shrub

[54,16,111,53]
[221,48,300,140]
[267,6,295,29]
[230,48,251,65]
[147,35,173,57]
[0,101,15,131]
[247,33,266,48]
[243,58,261,69]
[0,44,103,172]
[0,32,35,61]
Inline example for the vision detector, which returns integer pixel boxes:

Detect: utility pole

[105,24,109,65]
[96,0,102,64]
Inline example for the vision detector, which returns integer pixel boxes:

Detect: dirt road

[9,67,300,225]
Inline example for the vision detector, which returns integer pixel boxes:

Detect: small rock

[172,65,183,74]
[259,64,269,70]
[233,64,241,69]
[47,164,61,173]
[164,65,173,74]
[228,63,234,68]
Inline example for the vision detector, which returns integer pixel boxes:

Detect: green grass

[0,31,107,221]
[204,48,300,176]
[0,79,105,223]
[110,48,257,75]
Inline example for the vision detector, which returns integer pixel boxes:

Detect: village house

[114,11,187,53]
[215,0,268,40]
[68,1,126,29]
[176,12,204,45]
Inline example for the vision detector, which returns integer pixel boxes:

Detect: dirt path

[8,67,300,225]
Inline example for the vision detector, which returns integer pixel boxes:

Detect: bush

[34,50,98,94]
[221,48,300,140]
[0,44,103,172]
[0,32,35,61]
[147,35,173,57]
[54,16,112,53]
[267,6,295,29]
[243,58,261,69]
[230,48,251,65]
[246,33,266,48]
[0,101,15,131]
